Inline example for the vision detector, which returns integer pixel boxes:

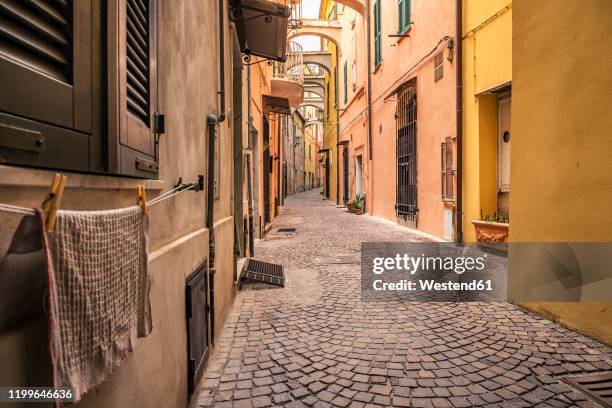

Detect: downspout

[335,51,340,204]
[246,65,254,256]
[365,0,373,213]
[205,0,226,343]
[455,0,463,243]
[208,0,227,263]
[217,0,227,124]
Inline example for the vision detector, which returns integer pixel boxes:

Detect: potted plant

[472,213,509,243]
[353,193,365,215]
[346,199,356,213]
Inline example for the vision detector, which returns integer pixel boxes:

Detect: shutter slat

[127,81,148,108]
[127,57,147,90]
[26,0,67,26]
[127,68,147,95]
[126,31,147,66]
[127,0,147,30]
[0,1,67,45]
[0,0,71,81]
[126,15,147,52]
[0,16,67,65]
[125,0,150,125]
[127,95,148,119]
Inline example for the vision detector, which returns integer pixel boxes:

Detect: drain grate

[563,372,612,407]
[241,259,285,287]
[276,228,297,233]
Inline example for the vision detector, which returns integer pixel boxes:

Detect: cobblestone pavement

[196,189,612,408]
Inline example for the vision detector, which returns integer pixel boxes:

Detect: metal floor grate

[241,259,285,287]
[563,372,612,407]
[276,228,296,233]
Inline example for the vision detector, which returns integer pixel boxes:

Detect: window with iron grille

[441,137,453,200]
[374,0,382,67]
[0,0,159,178]
[398,0,411,34]
[396,86,417,220]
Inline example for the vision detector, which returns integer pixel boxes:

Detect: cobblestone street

[196,189,612,408]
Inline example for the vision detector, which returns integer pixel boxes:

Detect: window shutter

[405,0,411,30]
[0,0,95,171]
[343,61,348,104]
[398,0,405,33]
[108,0,159,178]
[441,137,453,200]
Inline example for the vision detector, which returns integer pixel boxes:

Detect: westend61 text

[372,279,494,292]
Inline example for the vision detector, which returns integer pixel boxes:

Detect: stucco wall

[369,0,456,238]
[0,1,237,406]
[462,0,512,242]
[510,0,612,345]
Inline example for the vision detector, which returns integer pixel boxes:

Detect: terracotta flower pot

[471,220,509,243]
[354,208,364,215]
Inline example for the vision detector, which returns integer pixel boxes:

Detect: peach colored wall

[368,0,456,238]
[338,3,368,203]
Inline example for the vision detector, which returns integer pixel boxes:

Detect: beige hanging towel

[47,206,152,403]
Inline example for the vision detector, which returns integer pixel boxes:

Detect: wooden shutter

[108,0,158,178]
[441,137,453,200]
[343,61,348,104]
[374,0,381,66]
[0,0,95,171]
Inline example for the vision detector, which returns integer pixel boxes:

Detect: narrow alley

[196,189,612,408]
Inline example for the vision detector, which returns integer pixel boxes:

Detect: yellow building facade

[322,0,339,203]
[509,0,612,345]
[462,0,512,242]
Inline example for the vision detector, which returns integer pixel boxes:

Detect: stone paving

[196,189,612,408]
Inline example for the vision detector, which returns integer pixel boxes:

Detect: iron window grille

[396,87,417,220]
[441,137,453,200]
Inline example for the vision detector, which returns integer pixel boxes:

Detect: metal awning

[230,0,290,62]
[263,95,291,115]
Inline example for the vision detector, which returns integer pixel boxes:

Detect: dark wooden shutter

[0,0,95,171]
[343,61,348,104]
[441,137,453,200]
[108,0,158,178]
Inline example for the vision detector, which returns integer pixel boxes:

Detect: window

[374,0,382,66]
[343,62,348,104]
[326,81,330,118]
[441,137,453,200]
[0,0,159,178]
[434,51,444,81]
[398,0,412,34]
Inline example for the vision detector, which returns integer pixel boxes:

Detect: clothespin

[42,173,67,233]
[137,185,148,216]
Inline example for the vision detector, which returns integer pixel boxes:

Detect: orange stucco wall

[368,0,456,238]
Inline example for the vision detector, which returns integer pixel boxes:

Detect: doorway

[497,93,511,216]
[355,154,363,196]
[324,156,330,199]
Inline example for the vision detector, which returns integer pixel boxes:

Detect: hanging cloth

[47,206,152,403]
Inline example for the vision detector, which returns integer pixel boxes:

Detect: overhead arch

[300,102,324,111]
[304,89,324,100]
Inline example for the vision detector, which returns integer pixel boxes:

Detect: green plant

[483,213,509,223]
[354,193,365,210]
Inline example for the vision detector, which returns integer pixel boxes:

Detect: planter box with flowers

[472,214,509,243]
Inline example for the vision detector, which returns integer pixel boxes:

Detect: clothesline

[0,182,200,217]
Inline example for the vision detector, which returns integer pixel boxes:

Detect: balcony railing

[273,41,304,86]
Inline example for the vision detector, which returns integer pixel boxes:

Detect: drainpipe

[455,0,463,243]
[246,65,254,256]
[336,52,340,204]
[217,0,226,124]
[365,0,373,214]
[207,0,227,268]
